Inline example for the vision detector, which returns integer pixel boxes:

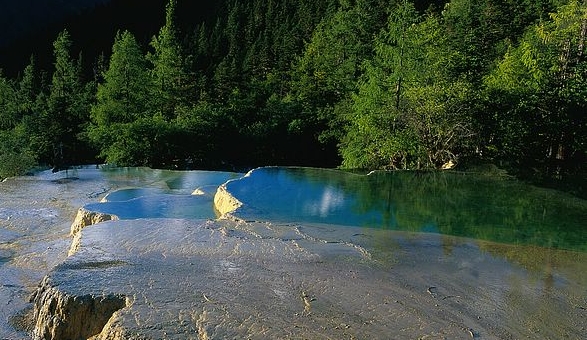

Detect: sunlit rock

[191,188,206,195]
[30,218,406,339]
[191,184,220,198]
[213,182,243,218]
[31,215,587,339]
[30,276,128,340]
[17,166,587,339]
[68,207,118,257]
[440,159,456,169]
[70,207,117,236]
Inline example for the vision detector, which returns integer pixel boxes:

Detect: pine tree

[340,1,421,169]
[91,30,152,126]
[341,1,474,170]
[0,71,17,130]
[294,0,384,109]
[147,0,189,120]
[15,56,38,120]
[87,30,154,165]
[39,29,91,169]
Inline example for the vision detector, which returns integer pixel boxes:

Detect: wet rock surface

[31,218,587,339]
[0,166,238,338]
[2,167,587,339]
[0,168,116,339]
[32,219,459,339]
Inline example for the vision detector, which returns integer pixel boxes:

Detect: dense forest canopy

[0,0,586,195]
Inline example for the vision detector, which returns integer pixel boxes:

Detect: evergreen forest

[0,0,586,196]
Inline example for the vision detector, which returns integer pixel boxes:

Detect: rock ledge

[30,276,128,340]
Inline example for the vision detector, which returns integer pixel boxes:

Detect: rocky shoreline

[3,167,586,339]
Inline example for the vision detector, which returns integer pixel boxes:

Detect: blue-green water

[225,167,587,252]
[84,166,587,252]
[99,167,242,195]
[3,165,587,338]
[84,168,242,219]
[85,194,219,220]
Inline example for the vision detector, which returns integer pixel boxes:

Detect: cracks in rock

[194,310,210,340]
[292,226,373,261]
[221,220,375,263]
[30,277,129,340]
[55,260,128,271]
[300,290,316,316]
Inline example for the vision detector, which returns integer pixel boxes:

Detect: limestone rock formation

[26,167,587,340]
[70,207,117,236]
[30,218,411,339]
[213,183,242,218]
[68,207,118,256]
[30,276,127,340]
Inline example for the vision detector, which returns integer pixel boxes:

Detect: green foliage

[0,125,36,179]
[0,0,586,182]
[483,0,587,176]
[291,0,389,164]
[91,30,152,127]
[147,0,190,119]
[30,29,95,167]
[94,115,178,167]
[293,1,382,108]
[441,0,555,81]
[0,72,18,130]
[404,80,474,165]
[341,3,474,170]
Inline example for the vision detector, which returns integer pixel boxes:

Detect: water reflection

[2,165,585,338]
[83,168,242,220]
[100,167,242,195]
[225,167,587,252]
[79,166,587,252]
[102,188,165,202]
[85,194,219,219]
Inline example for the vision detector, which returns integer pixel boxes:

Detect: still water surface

[224,167,587,252]
[86,166,587,252]
[2,166,586,338]
[79,166,587,338]
[86,168,241,219]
